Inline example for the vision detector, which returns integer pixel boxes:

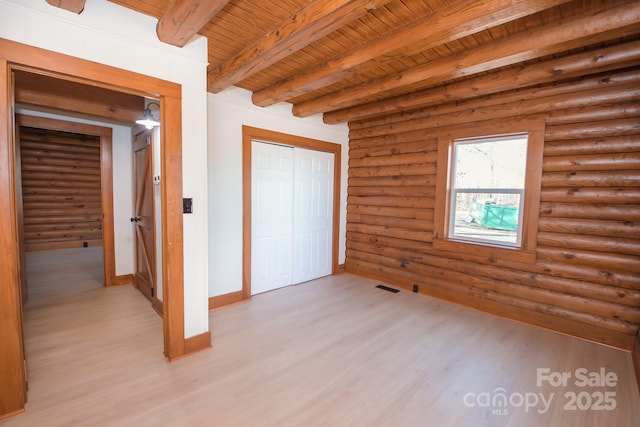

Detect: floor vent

[376,284,400,293]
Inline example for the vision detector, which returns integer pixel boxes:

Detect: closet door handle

[130,216,141,222]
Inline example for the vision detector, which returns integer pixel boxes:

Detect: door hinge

[146,135,151,146]
[150,287,154,297]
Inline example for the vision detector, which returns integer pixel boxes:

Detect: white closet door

[251,141,294,295]
[292,147,334,284]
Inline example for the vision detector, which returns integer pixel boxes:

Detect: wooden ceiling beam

[325,39,640,124]
[252,0,570,108]
[292,1,640,118]
[45,0,85,14]
[14,72,145,124]
[349,79,640,140]
[207,0,391,93]
[156,0,231,47]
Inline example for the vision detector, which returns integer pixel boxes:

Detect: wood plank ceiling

[96,0,640,124]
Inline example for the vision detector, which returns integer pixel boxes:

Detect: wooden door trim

[0,58,26,418]
[242,125,342,299]
[158,95,187,361]
[0,37,187,417]
[14,117,27,305]
[148,128,164,315]
[15,114,116,287]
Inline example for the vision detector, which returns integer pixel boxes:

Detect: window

[450,134,527,247]
[433,119,544,264]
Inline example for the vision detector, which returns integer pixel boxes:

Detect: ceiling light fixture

[135,101,160,129]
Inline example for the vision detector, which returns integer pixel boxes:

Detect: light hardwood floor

[25,247,104,301]
[2,249,639,426]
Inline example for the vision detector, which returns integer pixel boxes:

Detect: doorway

[15,114,116,298]
[242,126,342,298]
[0,38,187,417]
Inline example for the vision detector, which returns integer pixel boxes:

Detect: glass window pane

[453,134,527,189]
[451,192,521,246]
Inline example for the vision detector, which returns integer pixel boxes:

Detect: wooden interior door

[132,129,156,306]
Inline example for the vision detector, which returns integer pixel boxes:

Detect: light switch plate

[183,198,193,214]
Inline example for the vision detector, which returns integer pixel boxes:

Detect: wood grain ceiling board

[238,0,451,91]
[106,0,640,122]
[224,0,440,92]
[203,0,309,64]
[237,0,583,102]
[276,5,560,105]
[237,0,460,94]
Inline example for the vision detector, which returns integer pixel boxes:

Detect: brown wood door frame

[15,114,116,287]
[13,115,28,306]
[242,125,342,299]
[0,37,188,418]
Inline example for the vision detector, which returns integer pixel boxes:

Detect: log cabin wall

[19,126,103,251]
[345,45,640,350]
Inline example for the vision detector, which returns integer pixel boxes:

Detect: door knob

[130,216,141,222]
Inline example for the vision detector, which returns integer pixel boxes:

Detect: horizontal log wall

[20,126,102,251]
[345,60,640,350]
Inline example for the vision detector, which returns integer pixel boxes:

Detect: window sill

[432,237,537,264]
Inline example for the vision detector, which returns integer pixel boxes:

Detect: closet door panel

[293,147,334,284]
[251,141,294,295]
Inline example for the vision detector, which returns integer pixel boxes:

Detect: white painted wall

[15,109,135,276]
[0,0,209,338]
[208,87,349,297]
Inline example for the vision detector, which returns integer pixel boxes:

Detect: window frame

[433,118,545,264]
